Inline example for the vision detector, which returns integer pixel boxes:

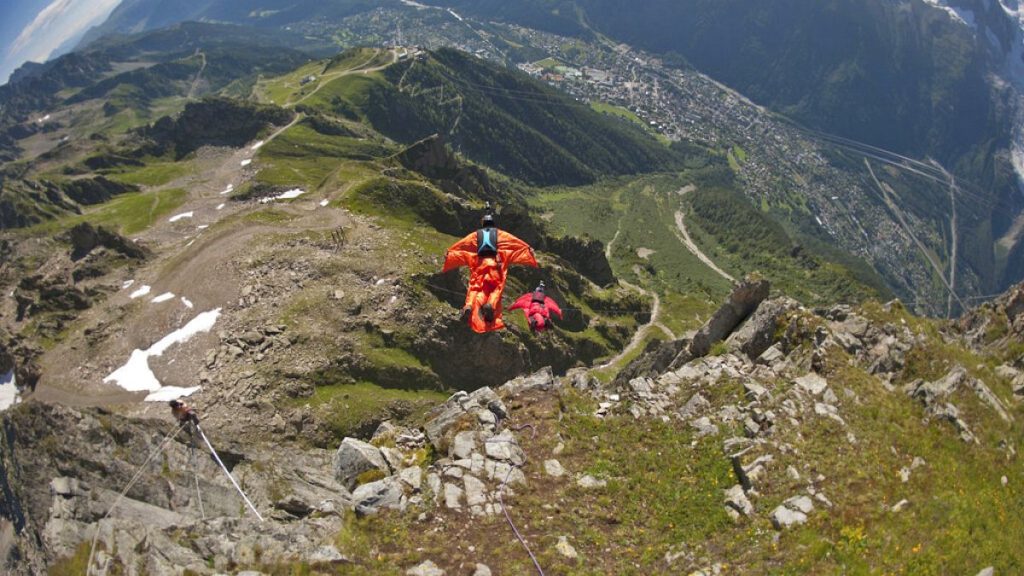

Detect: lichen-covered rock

[333,438,390,490]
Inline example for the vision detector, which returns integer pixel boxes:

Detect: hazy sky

[0,0,122,84]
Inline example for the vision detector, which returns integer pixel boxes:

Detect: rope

[86,422,188,576]
[196,424,264,522]
[486,423,545,576]
[189,431,205,520]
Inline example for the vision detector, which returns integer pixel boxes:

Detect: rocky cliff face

[3,281,1022,573]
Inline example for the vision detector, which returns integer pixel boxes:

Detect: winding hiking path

[593,216,667,372]
[673,187,735,283]
[594,277,665,371]
[187,50,207,100]
[291,48,398,108]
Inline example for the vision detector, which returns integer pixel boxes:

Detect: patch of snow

[181,297,194,309]
[122,280,135,289]
[197,225,208,230]
[130,285,151,299]
[815,216,824,226]
[259,188,305,203]
[240,159,252,167]
[251,140,265,151]
[168,212,194,223]
[221,184,234,195]
[400,0,429,8]
[151,292,175,303]
[0,369,20,411]
[102,308,222,398]
[185,239,196,247]
[448,8,463,21]
[38,114,50,123]
[145,386,201,402]
[216,203,226,210]
[319,199,329,207]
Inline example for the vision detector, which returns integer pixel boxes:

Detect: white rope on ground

[86,422,188,576]
[189,433,206,520]
[196,424,264,522]
[487,423,545,576]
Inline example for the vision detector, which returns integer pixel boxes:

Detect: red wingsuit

[510,290,563,332]
[443,229,538,333]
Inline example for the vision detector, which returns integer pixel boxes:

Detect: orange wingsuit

[443,223,538,333]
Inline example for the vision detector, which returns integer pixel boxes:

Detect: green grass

[256,123,393,190]
[732,144,748,163]
[105,160,191,187]
[299,381,447,440]
[533,57,563,69]
[259,60,326,106]
[590,101,670,145]
[658,291,715,336]
[23,188,187,237]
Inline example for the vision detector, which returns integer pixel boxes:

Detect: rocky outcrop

[957,281,1024,346]
[394,134,497,200]
[545,235,615,287]
[617,276,771,384]
[688,276,770,359]
[0,402,355,574]
[726,297,799,361]
[14,275,93,321]
[57,176,136,206]
[68,222,149,261]
[143,97,295,159]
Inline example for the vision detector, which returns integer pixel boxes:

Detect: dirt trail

[672,187,735,283]
[592,214,665,372]
[31,101,334,410]
[594,277,662,371]
[291,49,397,108]
[187,50,207,99]
[34,202,354,409]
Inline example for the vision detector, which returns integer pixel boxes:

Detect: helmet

[536,281,546,292]
[481,214,495,227]
[168,399,182,408]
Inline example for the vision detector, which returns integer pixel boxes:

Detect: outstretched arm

[544,297,563,319]
[497,231,538,268]
[442,250,477,273]
[442,233,479,273]
[509,293,532,311]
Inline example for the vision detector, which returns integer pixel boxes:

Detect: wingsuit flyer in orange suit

[442,212,538,333]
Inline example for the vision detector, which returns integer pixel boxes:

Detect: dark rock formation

[394,134,496,200]
[727,297,799,361]
[687,276,770,359]
[545,235,615,287]
[57,176,136,205]
[142,97,295,159]
[68,222,149,261]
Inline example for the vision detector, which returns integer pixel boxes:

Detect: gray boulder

[333,438,390,490]
[407,559,445,576]
[688,277,770,359]
[723,484,754,519]
[352,477,405,517]
[727,297,798,360]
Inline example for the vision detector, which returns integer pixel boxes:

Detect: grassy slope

[285,302,1024,575]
